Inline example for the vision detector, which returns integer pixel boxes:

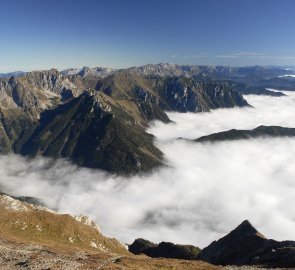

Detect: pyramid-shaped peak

[237,220,256,229]
[232,220,260,236]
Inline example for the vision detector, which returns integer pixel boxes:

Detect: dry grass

[0,205,129,255]
[0,197,222,269]
[0,236,222,270]
[101,255,223,270]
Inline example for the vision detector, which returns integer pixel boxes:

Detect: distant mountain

[254,76,295,91]
[62,64,295,94]
[61,66,115,78]
[195,125,295,142]
[61,63,295,82]
[198,220,295,267]
[237,86,286,96]
[225,82,286,96]
[0,68,248,174]
[127,63,294,79]
[129,238,200,260]
[0,71,26,78]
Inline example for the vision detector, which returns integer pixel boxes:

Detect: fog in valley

[1,91,295,248]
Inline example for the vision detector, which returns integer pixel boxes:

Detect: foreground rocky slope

[0,68,249,174]
[0,194,292,269]
[0,194,129,255]
[0,194,221,270]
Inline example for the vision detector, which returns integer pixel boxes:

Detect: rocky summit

[0,66,250,174]
[198,220,295,268]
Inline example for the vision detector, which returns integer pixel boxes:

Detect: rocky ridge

[61,63,295,94]
[0,68,249,174]
[194,125,295,143]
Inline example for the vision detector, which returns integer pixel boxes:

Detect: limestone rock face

[154,77,249,112]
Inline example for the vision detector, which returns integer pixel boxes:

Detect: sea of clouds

[1,91,295,248]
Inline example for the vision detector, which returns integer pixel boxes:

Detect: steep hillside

[0,194,129,254]
[20,91,164,174]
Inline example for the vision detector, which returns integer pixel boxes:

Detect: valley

[2,0,295,268]
[1,65,295,269]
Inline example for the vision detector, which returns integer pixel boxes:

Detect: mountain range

[0,64,252,174]
[1,64,295,174]
[1,63,295,268]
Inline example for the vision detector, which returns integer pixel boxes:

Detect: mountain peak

[233,219,258,235]
[198,220,268,265]
[218,220,265,243]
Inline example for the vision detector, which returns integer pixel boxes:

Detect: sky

[1,91,295,247]
[0,0,295,72]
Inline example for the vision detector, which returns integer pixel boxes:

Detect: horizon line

[1,62,295,74]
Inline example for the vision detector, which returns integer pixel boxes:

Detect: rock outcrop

[129,238,200,260]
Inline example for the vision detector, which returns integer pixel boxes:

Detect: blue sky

[0,0,295,72]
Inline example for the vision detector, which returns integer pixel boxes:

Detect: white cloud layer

[1,91,295,248]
